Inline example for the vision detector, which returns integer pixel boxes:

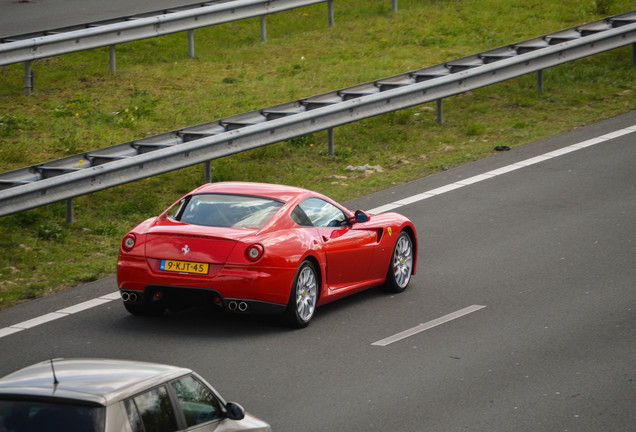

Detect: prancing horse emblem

[182,245,190,256]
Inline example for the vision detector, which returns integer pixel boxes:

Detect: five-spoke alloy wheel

[385,231,414,292]
[285,260,319,328]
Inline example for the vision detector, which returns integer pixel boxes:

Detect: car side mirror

[354,210,370,223]
[225,402,246,420]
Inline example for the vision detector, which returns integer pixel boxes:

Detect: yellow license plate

[160,259,209,274]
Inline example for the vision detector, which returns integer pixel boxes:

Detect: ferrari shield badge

[387,227,392,236]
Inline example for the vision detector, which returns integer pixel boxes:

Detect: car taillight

[245,244,264,262]
[122,234,136,251]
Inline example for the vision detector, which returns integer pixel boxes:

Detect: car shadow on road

[110,285,394,338]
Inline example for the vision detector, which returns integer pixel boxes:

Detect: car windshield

[0,399,105,432]
[177,194,284,228]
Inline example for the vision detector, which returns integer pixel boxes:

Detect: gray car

[0,358,271,432]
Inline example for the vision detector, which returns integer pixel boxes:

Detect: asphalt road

[0,0,216,37]
[1,111,634,431]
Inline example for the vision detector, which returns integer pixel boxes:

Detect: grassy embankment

[0,0,634,309]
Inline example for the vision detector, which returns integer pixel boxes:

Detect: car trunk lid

[144,222,255,264]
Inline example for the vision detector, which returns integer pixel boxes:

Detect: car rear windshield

[176,194,284,228]
[0,399,105,432]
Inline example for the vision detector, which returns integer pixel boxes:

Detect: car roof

[0,358,191,406]
[191,181,314,202]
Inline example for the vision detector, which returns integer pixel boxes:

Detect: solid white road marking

[0,124,635,339]
[57,297,116,314]
[371,305,487,346]
[367,123,636,214]
[0,292,119,338]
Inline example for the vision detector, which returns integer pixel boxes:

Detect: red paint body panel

[117,182,417,312]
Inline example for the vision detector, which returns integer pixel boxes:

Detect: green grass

[0,0,635,309]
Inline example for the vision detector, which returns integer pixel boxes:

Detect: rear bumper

[117,255,294,308]
[119,285,287,315]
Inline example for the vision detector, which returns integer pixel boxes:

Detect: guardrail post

[328,128,335,156]
[633,43,635,66]
[66,198,74,224]
[109,45,116,73]
[260,15,267,42]
[537,69,544,93]
[393,0,398,12]
[328,0,334,27]
[204,161,211,183]
[436,99,443,124]
[24,61,33,95]
[188,30,195,58]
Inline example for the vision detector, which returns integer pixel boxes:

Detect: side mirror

[354,210,370,223]
[225,402,246,420]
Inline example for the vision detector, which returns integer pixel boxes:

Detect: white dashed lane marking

[0,292,120,338]
[366,125,636,214]
[371,305,487,346]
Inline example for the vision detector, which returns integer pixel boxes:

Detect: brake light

[122,234,136,251]
[245,244,264,262]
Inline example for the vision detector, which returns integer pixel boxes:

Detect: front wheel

[384,231,414,293]
[285,260,319,328]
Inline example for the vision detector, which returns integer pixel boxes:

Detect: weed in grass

[0,114,37,136]
[93,224,120,237]
[463,122,487,137]
[288,134,316,147]
[35,222,66,241]
[592,0,616,14]
[53,121,82,154]
[18,284,46,301]
[0,139,31,165]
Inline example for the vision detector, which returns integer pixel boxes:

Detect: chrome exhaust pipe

[228,301,238,311]
[238,302,248,312]
[121,292,138,303]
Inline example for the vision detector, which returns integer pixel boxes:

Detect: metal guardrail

[0,0,333,64]
[1,11,635,218]
[1,0,337,94]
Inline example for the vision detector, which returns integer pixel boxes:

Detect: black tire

[384,231,414,293]
[284,260,319,328]
[124,301,166,316]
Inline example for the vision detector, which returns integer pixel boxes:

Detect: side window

[298,198,348,228]
[168,198,188,220]
[170,375,222,427]
[124,386,178,432]
[291,205,313,227]
[123,399,144,432]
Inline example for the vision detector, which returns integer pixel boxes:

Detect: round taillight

[245,244,264,262]
[122,234,136,251]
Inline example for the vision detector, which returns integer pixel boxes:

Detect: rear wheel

[384,231,413,292]
[285,260,319,328]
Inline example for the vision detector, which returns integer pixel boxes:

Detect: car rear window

[178,194,284,228]
[0,399,104,432]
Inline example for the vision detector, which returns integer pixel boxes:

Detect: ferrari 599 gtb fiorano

[117,182,417,327]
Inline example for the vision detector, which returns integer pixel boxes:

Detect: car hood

[144,221,258,264]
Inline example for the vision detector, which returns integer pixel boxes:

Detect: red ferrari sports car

[117,182,417,327]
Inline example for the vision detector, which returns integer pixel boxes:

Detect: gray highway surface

[0,0,211,37]
[1,111,635,431]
